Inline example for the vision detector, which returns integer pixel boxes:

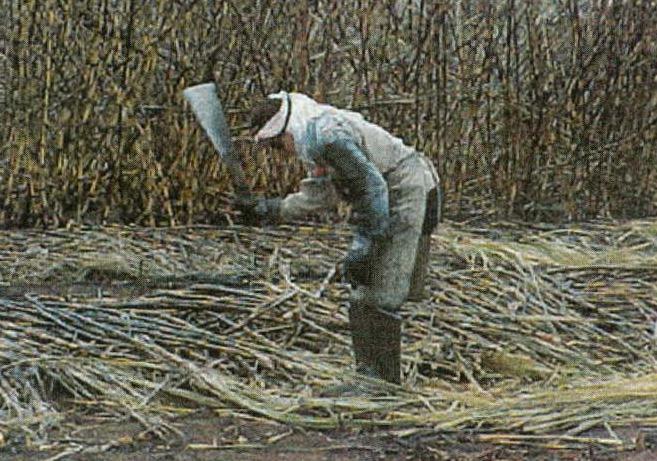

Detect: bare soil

[2,409,657,461]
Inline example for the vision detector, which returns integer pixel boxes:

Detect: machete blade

[183,82,251,198]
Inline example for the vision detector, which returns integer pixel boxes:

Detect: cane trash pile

[1,220,657,449]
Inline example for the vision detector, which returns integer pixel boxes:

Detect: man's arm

[277,175,339,221]
[320,137,389,239]
[312,133,390,286]
[235,170,338,223]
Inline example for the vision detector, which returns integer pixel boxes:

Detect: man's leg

[348,293,402,384]
[349,160,428,385]
[323,159,428,394]
[407,234,431,301]
[408,187,440,301]
[362,305,401,384]
[349,227,422,385]
[348,297,376,377]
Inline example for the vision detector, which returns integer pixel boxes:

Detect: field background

[2,0,657,228]
[3,2,657,459]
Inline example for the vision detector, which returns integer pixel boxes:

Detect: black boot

[349,300,376,378]
[318,303,401,397]
[366,307,401,385]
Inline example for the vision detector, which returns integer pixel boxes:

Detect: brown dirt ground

[2,410,657,461]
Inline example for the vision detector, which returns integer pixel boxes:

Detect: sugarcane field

[2,1,657,460]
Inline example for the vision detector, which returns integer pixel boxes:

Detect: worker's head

[250,96,295,155]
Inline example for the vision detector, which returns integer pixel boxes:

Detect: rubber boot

[407,234,431,302]
[318,302,378,397]
[350,300,376,378]
[318,303,401,397]
[367,306,401,384]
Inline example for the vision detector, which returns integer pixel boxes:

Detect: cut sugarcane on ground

[1,219,657,459]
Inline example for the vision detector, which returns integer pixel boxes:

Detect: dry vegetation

[1,219,657,455]
[1,0,657,227]
[2,1,657,458]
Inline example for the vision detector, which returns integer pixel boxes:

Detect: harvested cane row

[1,221,657,449]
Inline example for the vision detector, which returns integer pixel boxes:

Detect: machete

[182,82,251,199]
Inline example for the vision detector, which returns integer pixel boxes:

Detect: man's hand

[233,195,281,224]
[343,234,375,286]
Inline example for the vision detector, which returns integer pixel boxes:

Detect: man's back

[308,109,418,176]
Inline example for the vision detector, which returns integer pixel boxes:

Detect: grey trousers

[408,187,440,301]
[346,155,440,384]
[350,155,436,313]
